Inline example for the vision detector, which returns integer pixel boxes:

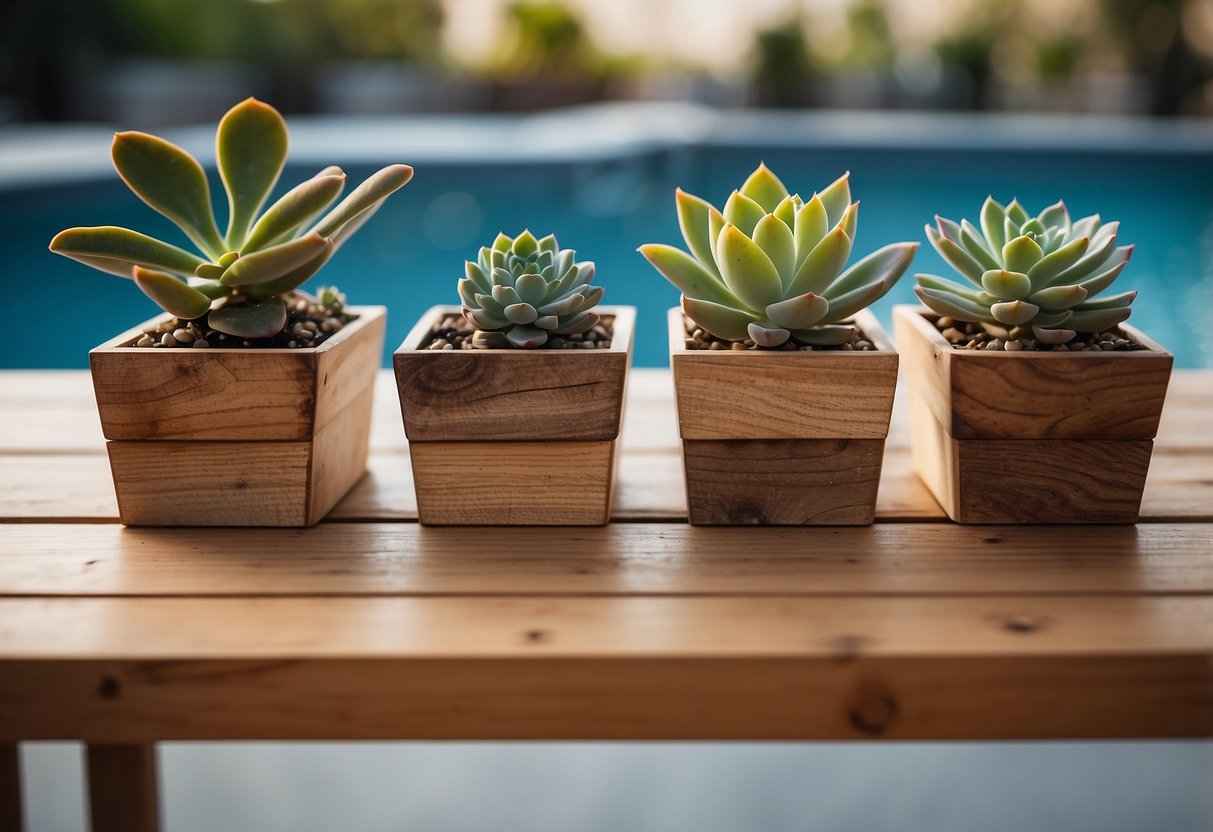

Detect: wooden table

[1,369,1211,831]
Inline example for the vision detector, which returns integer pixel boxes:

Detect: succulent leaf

[793,196,829,272]
[50,226,207,276]
[208,299,288,338]
[788,227,851,298]
[980,197,1007,253]
[747,323,790,347]
[682,296,758,341]
[133,267,213,319]
[217,98,288,249]
[242,172,345,253]
[220,232,332,287]
[723,190,766,235]
[717,223,785,310]
[789,324,856,346]
[817,171,851,229]
[675,189,720,277]
[828,242,918,298]
[740,163,788,213]
[980,269,1031,300]
[312,164,413,239]
[751,213,797,289]
[110,131,225,259]
[637,244,736,306]
[765,292,828,330]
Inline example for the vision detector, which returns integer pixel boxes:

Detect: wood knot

[1002,614,1047,634]
[846,681,898,735]
[233,479,249,490]
[831,634,868,665]
[98,675,121,699]
[982,536,1005,544]
[524,629,548,643]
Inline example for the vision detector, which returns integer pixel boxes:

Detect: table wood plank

[0,522,1211,598]
[0,596,1209,740]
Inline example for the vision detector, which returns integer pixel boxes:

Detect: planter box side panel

[670,308,898,441]
[395,306,634,443]
[908,386,1152,524]
[895,306,1173,441]
[312,307,387,435]
[306,380,377,525]
[946,344,1172,440]
[682,438,885,525]
[107,440,313,526]
[90,306,386,442]
[91,349,319,442]
[409,440,615,525]
[954,438,1153,524]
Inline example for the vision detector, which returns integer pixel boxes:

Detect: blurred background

[5,0,1213,123]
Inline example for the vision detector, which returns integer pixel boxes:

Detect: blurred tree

[842,0,896,73]
[749,18,816,108]
[494,1,602,81]
[1034,32,1088,82]
[1099,0,1210,114]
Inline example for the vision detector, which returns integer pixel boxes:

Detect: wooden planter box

[669,307,899,525]
[90,306,386,527]
[893,305,1173,524]
[394,305,635,525]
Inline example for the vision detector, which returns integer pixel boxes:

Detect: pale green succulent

[49,98,412,339]
[916,197,1135,344]
[459,230,602,348]
[639,164,917,347]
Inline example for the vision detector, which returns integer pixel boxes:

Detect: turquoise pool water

[3,108,1210,368]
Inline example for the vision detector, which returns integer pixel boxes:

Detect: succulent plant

[459,230,602,348]
[638,164,917,347]
[915,197,1135,344]
[49,98,412,339]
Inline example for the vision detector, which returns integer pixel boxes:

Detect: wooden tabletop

[1,369,1211,741]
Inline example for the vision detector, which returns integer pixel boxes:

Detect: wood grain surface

[682,438,885,525]
[670,308,898,440]
[409,440,616,525]
[90,306,385,441]
[894,305,1173,440]
[394,305,633,442]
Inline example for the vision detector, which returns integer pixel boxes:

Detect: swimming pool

[3,105,1211,368]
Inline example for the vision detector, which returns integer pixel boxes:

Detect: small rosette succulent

[49,98,412,339]
[459,230,602,348]
[915,197,1135,344]
[639,164,917,347]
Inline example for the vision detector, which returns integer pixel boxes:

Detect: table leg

[86,744,159,832]
[0,743,20,832]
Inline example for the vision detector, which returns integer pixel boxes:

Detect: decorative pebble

[172,328,193,344]
[136,335,155,347]
[1004,340,1024,351]
[160,333,178,347]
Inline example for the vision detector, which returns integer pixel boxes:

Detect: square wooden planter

[669,307,899,525]
[893,305,1173,524]
[90,306,386,527]
[394,305,635,525]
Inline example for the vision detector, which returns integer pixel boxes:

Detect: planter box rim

[90,304,387,356]
[891,304,1171,359]
[396,304,636,355]
[668,307,896,357]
